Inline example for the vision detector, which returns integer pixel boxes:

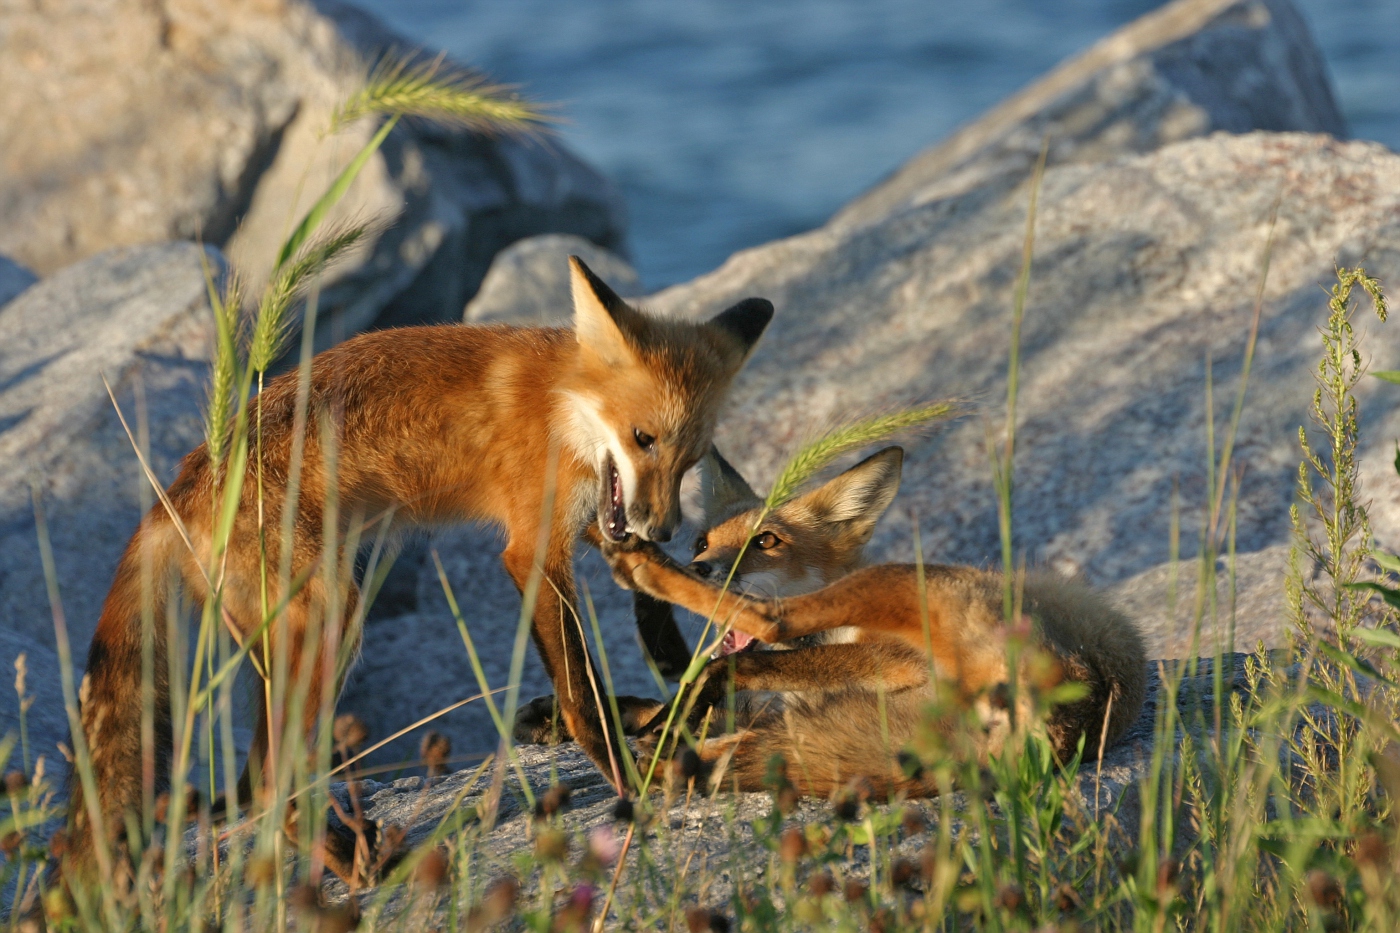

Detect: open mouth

[603,455,630,542]
[714,629,757,658]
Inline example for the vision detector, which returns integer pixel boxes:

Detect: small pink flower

[588,825,621,866]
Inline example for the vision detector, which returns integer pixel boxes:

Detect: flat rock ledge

[286,654,1275,914]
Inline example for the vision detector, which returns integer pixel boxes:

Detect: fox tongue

[715,630,755,657]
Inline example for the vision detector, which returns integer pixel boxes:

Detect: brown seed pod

[333,713,370,752]
[245,856,277,888]
[535,827,569,862]
[779,826,807,863]
[920,846,937,881]
[685,907,712,933]
[420,732,451,778]
[775,784,799,815]
[809,871,836,897]
[832,792,860,822]
[1306,869,1342,911]
[534,782,573,819]
[901,810,927,836]
[674,748,703,781]
[611,796,635,822]
[288,884,321,912]
[482,877,519,922]
[4,771,26,796]
[1054,882,1082,912]
[1355,832,1389,867]
[843,878,868,904]
[891,858,919,889]
[1156,858,1181,899]
[995,883,1024,913]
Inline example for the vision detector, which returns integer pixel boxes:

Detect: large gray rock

[644,133,1400,637]
[836,0,1346,230]
[0,0,626,347]
[0,243,216,660]
[0,257,37,308]
[0,242,223,777]
[464,235,642,326]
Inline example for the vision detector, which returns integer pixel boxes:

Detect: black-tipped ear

[701,445,762,522]
[571,255,631,318]
[708,298,773,354]
[572,255,641,362]
[792,446,903,543]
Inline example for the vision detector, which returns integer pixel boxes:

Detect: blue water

[360,0,1400,289]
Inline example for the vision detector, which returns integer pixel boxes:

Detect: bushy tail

[1025,574,1148,759]
[65,508,183,876]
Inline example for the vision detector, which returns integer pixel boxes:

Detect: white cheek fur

[560,391,640,513]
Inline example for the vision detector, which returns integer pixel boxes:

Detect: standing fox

[70,257,772,874]
[600,446,1147,796]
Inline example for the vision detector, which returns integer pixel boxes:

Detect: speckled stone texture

[0,0,627,344]
[307,656,1263,912]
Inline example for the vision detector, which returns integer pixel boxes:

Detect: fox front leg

[582,525,692,678]
[603,540,784,644]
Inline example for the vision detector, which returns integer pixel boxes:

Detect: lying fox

[69,257,772,875]
[600,446,1147,796]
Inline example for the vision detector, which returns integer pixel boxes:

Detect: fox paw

[513,695,566,745]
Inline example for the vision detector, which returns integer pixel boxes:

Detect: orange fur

[606,446,1148,798]
[67,258,772,877]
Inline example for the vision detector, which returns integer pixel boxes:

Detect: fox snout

[629,502,681,543]
[691,560,715,579]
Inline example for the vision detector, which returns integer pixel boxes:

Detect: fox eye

[754,532,781,550]
[694,535,708,556]
[633,428,655,451]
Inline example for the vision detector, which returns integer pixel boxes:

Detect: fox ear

[571,255,641,363]
[701,445,762,523]
[795,447,903,544]
[707,298,773,361]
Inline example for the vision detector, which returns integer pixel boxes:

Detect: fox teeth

[604,457,629,541]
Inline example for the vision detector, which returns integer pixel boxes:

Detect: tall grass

[4,54,1400,933]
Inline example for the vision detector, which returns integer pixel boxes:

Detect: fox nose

[692,561,713,579]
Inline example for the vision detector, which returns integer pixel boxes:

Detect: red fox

[70,257,772,874]
[601,446,1148,796]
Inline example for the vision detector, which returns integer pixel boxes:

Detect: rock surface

[651,132,1400,613]
[836,0,1346,230]
[0,243,221,774]
[317,656,1263,909]
[0,0,626,346]
[464,235,641,326]
[0,257,37,309]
